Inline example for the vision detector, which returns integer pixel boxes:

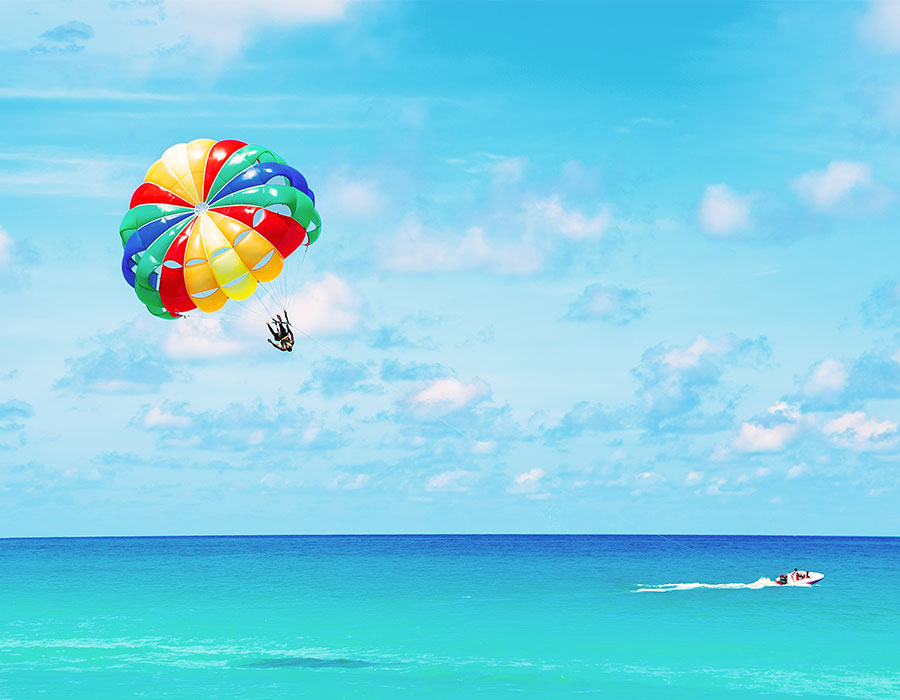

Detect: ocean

[0,535,897,699]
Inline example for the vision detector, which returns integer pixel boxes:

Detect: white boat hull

[776,571,823,586]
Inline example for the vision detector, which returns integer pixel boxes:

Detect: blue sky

[2,1,900,536]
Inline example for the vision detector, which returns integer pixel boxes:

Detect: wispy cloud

[859,0,900,53]
[380,216,543,276]
[565,283,648,325]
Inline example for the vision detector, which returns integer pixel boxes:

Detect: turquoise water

[0,535,897,699]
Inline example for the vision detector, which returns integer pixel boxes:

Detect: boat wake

[634,577,779,592]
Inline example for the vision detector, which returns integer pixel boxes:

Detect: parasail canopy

[119,139,321,319]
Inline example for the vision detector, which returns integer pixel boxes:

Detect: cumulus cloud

[301,357,379,398]
[704,477,753,497]
[803,359,848,397]
[164,316,246,359]
[859,0,900,53]
[142,403,192,429]
[734,421,800,452]
[787,463,810,479]
[426,469,474,492]
[134,399,344,453]
[285,273,362,337]
[56,334,174,394]
[527,195,614,240]
[733,400,806,452]
[380,217,542,276]
[508,467,546,494]
[410,377,490,412]
[791,161,890,214]
[824,411,898,448]
[697,184,751,236]
[0,226,12,265]
[633,334,769,432]
[565,283,648,325]
[543,401,621,445]
[768,400,802,422]
[663,335,734,370]
[794,349,900,410]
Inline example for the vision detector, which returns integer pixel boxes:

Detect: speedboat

[775,570,823,586]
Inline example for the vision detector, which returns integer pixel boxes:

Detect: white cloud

[489,156,527,184]
[341,474,371,490]
[509,467,546,495]
[328,176,383,217]
[527,195,614,240]
[663,335,732,369]
[0,150,140,199]
[684,471,704,485]
[143,403,191,429]
[472,440,497,454]
[426,469,474,492]
[168,0,350,56]
[768,401,802,421]
[410,377,489,410]
[824,411,898,447]
[803,359,848,396]
[697,184,751,236]
[164,316,247,359]
[787,463,810,479]
[457,153,528,184]
[631,471,665,496]
[859,0,900,53]
[260,471,291,489]
[515,468,545,485]
[734,422,800,452]
[285,273,362,337]
[706,478,727,496]
[4,1,353,69]
[792,161,873,212]
[0,226,11,265]
[380,217,543,275]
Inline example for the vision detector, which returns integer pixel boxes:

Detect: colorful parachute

[119,139,320,318]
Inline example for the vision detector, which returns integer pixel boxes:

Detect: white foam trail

[634,577,779,592]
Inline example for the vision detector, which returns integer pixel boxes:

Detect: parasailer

[118,138,321,350]
[267,311,294,352]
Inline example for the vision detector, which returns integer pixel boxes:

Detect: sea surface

[0,535,897,699]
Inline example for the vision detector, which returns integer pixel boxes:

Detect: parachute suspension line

[278,246,291,308]
[257,280,285,316]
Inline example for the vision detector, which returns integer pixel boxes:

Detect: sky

[2,1,900,536]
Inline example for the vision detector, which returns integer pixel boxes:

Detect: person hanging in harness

[267,311,294,352]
